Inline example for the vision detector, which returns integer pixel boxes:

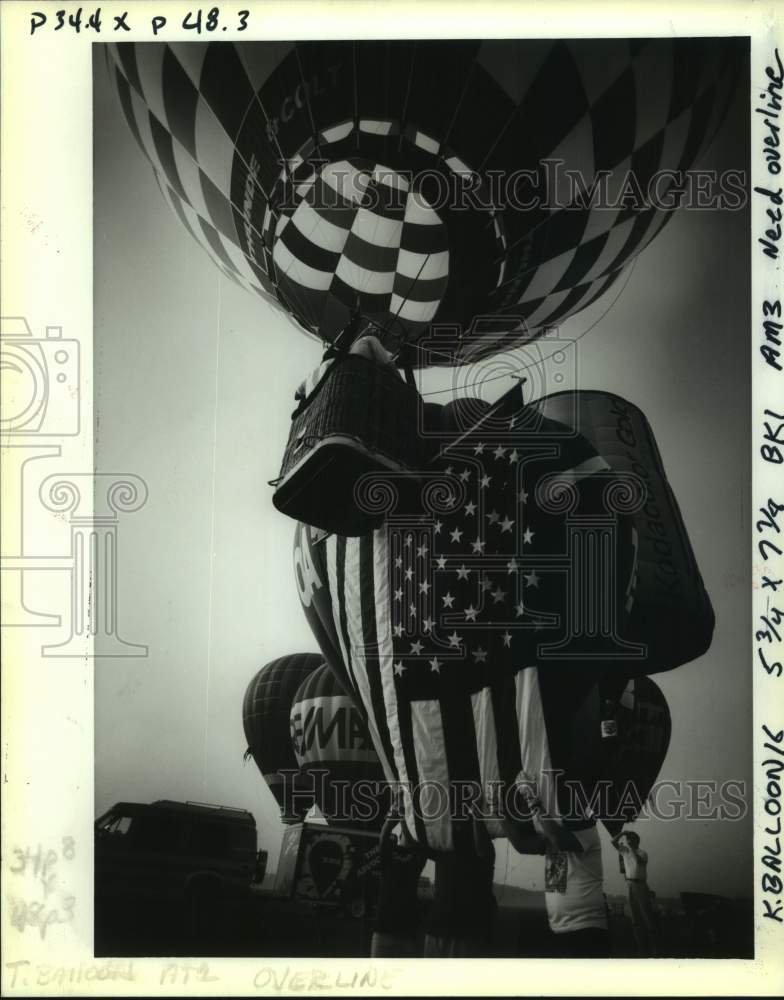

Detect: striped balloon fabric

[295,407,639,854]
[292,388,712,855]
[106,39,740,364]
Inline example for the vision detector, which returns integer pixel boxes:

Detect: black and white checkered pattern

[106,44,283,308]
[477,38,738,350]
[270,157,450,337]
[107,39,739,363]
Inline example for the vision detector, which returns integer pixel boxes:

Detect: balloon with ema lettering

[290,662,390,831]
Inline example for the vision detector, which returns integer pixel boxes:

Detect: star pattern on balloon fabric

[386,439,570,687]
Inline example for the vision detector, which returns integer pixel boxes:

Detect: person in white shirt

[540,823,610,957]
[612,829,658,956]
[504,777,610,958]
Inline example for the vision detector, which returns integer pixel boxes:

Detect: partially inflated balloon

[551,673,672,836]
[106,39,739,364]
[534,390,715,671]
[242,653,323,820]
[293,392,631,850]
[601,674,672,835]
[290,663,390,831]
[294,389,709,852]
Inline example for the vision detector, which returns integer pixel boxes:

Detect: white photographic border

[1,1,782,995]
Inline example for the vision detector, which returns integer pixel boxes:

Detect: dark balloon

[601,674,672,835]
[242,653,323,819]
[537,671,672,835]
[533,389,715,672]
[107,39,740,365]
[290,663,390,831]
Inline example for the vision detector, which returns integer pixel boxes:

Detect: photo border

[1,1,782,995]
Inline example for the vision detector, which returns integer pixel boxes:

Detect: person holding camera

[612,829,658,956]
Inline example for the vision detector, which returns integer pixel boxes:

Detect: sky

[93,43,751,901]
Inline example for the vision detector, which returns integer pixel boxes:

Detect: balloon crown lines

[269,159,747,216]
[272,773,747,828]
[107,38,745,356]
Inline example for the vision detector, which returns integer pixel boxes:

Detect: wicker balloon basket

[272,355,428,536]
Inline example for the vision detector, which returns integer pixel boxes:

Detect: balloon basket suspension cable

[343,250,436,385]
[317,252,434,386]
[437,376,528,460]
[299,199,633,386]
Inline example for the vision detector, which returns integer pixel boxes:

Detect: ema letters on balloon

[291,697,377,763]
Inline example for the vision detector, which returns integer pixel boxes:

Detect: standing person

[370,798,426,957]
[504,776,611,958]
[539,820,610,958]
[612,830,659,956]
[423,817,498,958]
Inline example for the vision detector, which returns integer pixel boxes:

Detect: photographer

[612,829,658,957]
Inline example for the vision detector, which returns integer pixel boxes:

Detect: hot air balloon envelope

[106,38,740,364]
[242,653,323,820]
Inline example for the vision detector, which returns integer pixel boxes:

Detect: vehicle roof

[104,800,256,824]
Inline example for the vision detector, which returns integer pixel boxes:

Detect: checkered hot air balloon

[106,39,739,365]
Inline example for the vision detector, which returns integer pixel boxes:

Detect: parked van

[95,800,257,916]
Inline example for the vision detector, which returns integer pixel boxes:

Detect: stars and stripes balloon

[106,39,738,365]
[293,390,711,853]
